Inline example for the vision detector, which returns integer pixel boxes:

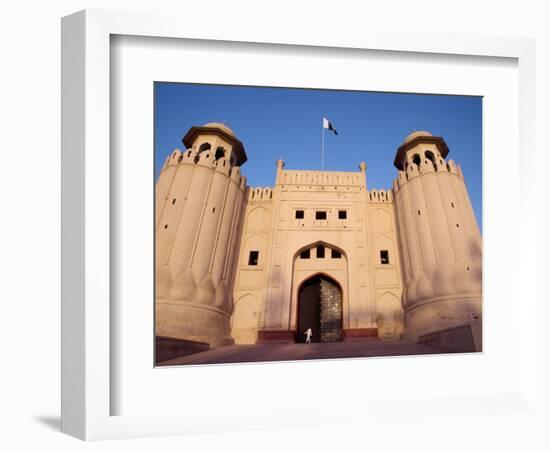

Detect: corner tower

[392,131,482,339]
[155,123,248,349]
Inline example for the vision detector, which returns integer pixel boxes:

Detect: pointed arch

[231,294,261,344]
[246,206,270,230]
[293,240,348,261]
[372,208,393,231]
[296,273,343,343]
[375,291,403,339]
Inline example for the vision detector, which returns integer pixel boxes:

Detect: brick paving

[157,339,453,367]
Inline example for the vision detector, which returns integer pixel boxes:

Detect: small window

[295,210,304,219]
[316,246,325,258]
[380,250,389,265]
[315,211,327,220]
[214,147,225,160]
[198,142,211,153]
[299,249,310,259]
[248,251,259,266]
[425,150,436,167]
[331,249,342,259]
[338,210,347,220]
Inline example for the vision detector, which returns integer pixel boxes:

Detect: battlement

[160,147,246,188]
[248,187,274,201]
[367,189,393,203]
[278,169,365,188]
[395,159,463,188]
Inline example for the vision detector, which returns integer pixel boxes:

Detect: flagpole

[321,119,325,170]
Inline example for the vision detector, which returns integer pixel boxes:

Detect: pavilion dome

[202,122,236,137]
[403,130,432,144]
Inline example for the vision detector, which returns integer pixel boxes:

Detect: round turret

[391,131,482,339]
[156,122,249,349]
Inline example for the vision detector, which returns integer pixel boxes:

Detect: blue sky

[155,83,482,230]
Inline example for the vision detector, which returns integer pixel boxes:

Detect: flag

[323,117,338,135]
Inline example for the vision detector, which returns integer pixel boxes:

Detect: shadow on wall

[448,237,482,290]
[469,239,482,284]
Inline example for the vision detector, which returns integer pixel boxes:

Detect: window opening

[316,246,325,258]
[316,211,327,220]
[248,251,259,266]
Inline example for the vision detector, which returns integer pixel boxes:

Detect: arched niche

[375,291,403,339]
[231,294,261,344]
[246,206,270,230]
[374,234,396,264]
[372,208,393,232]
[243,233,267,267]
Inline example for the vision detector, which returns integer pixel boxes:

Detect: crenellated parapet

[394,158,464,189]
[248,187,274,201]
[159,147,247,187]
[278,169,365,189]
[367,189,393,203]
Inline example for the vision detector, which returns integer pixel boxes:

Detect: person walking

[305,328,313,343]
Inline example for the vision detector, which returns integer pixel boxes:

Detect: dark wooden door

[297,275,342,343]
[319,278,343,342]
[297,277,321,343]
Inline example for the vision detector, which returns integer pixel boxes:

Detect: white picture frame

[61,9,538,441]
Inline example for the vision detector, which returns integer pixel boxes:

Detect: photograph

[153,83,483,366]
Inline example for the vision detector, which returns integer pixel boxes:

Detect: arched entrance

[297,274,343,343]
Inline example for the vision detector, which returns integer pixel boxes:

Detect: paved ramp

[157,339,455,366]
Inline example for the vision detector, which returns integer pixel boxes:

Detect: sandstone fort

[155,122,482,362]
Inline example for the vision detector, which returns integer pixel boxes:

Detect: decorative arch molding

[371,231,394,240]
[292,240,348,261]
[231,293,261,344]
[376,290,400,304]
[297,271,345,294]
[372,208,393,231]
[244,231,265,243]
[234,292,259,306]
[375,291,404,339]
[290,241,350,331]
[374,234,395,246]
[246,205,270,230]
